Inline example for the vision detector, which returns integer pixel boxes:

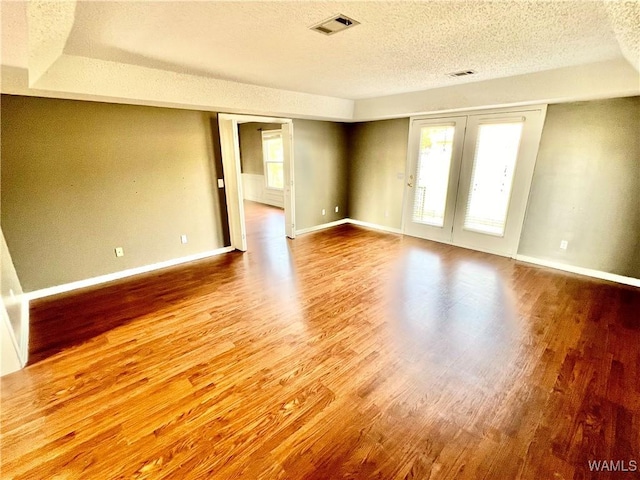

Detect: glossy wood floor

[2,201,639,479]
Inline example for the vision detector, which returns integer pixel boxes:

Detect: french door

[402,106,547,257]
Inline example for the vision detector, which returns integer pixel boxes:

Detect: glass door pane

[413,125,456,227]
[403,116,466,243]
[463,121,524,236]
[452,108,547,257]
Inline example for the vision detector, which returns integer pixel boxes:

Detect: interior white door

[218,117,247,251]
[402,106,547,258]
[452,109,546,257]
[402,117,467,242]
[281,122,296,239]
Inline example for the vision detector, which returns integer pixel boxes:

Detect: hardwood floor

[1,201,639,479]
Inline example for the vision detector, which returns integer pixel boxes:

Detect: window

[262,130,284,190]
[463,121,524,236]
[412,124,456,227]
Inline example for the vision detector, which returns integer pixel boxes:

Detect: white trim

[515,255,640,288]
[402,233,517,258]
[2,303,23,370]
[219,114,295,245]
[348,219,402,235]
[25,247,235,301]
[295,218,402,236]
[282,122,296,239]
[19,297,29,366]
[408,104,548,123]
[219,116,248,251]
[295,221,639,288]
[402,105,547,258]
[295,219,348,235]
[261,129,285,191]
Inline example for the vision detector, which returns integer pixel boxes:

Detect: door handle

[407,182,413,187]
[407,174,414,188]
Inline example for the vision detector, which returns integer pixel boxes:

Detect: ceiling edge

[352,59,640,122]
[27,0,76,86]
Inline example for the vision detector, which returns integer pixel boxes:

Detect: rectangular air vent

[311,14,360,36]
[447,70,477,78]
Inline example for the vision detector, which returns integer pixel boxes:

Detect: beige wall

[347,119,409,229]
[238,122,281,174]
[518,97,640,278]
[293,119,349,230]
[1,95,228,291]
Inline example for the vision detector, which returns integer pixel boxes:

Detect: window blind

[412,124,455,227]
[463,121,524,236]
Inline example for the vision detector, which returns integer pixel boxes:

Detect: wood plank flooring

[1,201,639,479]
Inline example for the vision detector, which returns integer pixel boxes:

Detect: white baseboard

[348,219,402,235]
[295,219,348,235]
[295,218,402,236]
[244,195,283,209]
[242,173,284,208]
[23,236,637,303]
[25,246,236,301]
[515,255,640,288]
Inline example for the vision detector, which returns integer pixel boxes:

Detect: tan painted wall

[1,95,228,292]
[238,122,281,174]
[293,119,349,230]
[518,97,640,278]
[348,119,410,229]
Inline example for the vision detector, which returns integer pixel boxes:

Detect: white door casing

[218,114,295,251]
[402,116,467,242]
[218,116,247,251]
[281,122,296,239]
[451,108,547,256]
[402,105,547,258]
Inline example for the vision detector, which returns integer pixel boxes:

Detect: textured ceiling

[62,0,631,100]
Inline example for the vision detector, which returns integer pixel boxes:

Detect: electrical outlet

[115,247,124,257]
[217,178,224,188]
[322,209,326,216]
[181,234,188,244]
[560,240,568,250]
[335,206,339,213]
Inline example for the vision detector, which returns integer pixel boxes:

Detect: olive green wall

[346,97,640,279]
[347,118,410,229]
[238,122,281,174]
[293,119,349,230]
[3,94,637,292]
[519,97,640,278]
[1,95,229,291]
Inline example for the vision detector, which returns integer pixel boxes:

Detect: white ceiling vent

[447,70,477,78]
[311,14,360,36]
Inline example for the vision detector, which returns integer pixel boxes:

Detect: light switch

[217,178,224,188]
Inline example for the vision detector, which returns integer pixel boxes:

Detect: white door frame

[401,105,547,258]
[218,114,295,252]
[401,116,468,243]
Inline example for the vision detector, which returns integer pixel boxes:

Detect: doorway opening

[218,114,295,251]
